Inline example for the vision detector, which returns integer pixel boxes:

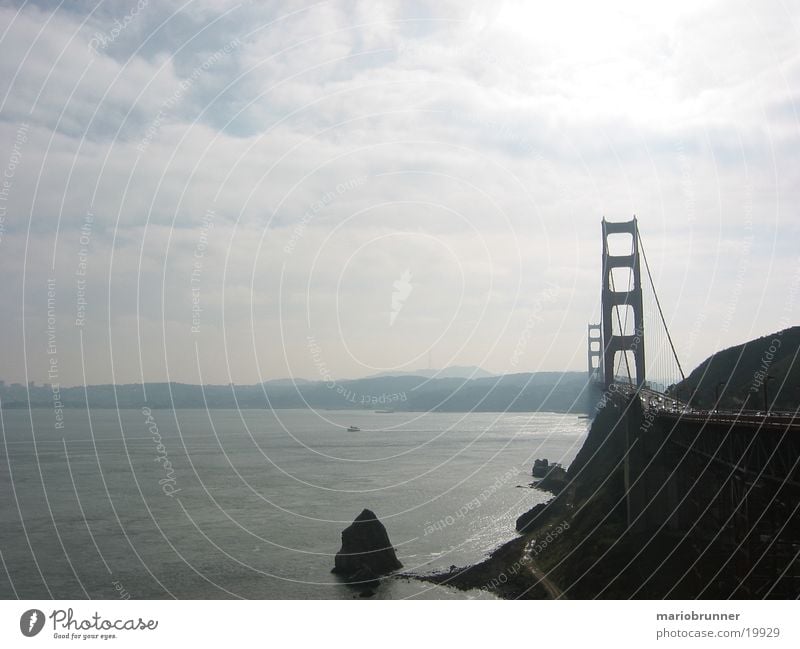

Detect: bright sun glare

[474,0,711,121]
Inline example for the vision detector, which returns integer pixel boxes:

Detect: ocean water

[0,408,588,599]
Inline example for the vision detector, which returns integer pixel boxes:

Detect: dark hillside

[673,325,800,410]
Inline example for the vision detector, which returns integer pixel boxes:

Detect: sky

[0,0,798,386]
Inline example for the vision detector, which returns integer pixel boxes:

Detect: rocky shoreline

[406,399,677,600]
[404,394,795,599]
[405,467,573,599]
[403,400,683,599]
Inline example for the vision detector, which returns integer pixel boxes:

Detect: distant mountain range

[263,366,495,383]
[1,370,598,414]
[262,377,312,386]
[7,328,796,413]
[363,365,494,380]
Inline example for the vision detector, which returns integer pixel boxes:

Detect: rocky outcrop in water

[532,459,549,477]
[332,509,402,584]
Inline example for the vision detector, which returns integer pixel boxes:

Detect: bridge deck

[608,383,800,431]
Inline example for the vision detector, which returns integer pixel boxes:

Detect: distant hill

[364,365,494,380]
[261,378,311,386]
[674,325,800,411]
[0,371,598,413]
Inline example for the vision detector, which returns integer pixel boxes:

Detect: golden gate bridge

[584,217,799,597]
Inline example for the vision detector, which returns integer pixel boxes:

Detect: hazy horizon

[1,363,565,389]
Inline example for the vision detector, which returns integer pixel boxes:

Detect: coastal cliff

[417,386,800,598]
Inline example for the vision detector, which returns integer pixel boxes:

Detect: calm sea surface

[0,408,588,599]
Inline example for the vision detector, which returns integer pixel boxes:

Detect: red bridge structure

[586,218,799,597]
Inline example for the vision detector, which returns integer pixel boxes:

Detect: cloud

[1,0,798,384]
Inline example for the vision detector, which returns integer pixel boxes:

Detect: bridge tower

[601,217,645,388]
[587,323,602,381]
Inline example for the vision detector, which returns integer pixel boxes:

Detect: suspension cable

[637,228,685,381]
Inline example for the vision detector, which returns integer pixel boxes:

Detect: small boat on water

[347,425,361,432]
[374,409,394,413]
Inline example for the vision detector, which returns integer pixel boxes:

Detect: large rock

[332,509,402,582]
[532,458,549,477]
